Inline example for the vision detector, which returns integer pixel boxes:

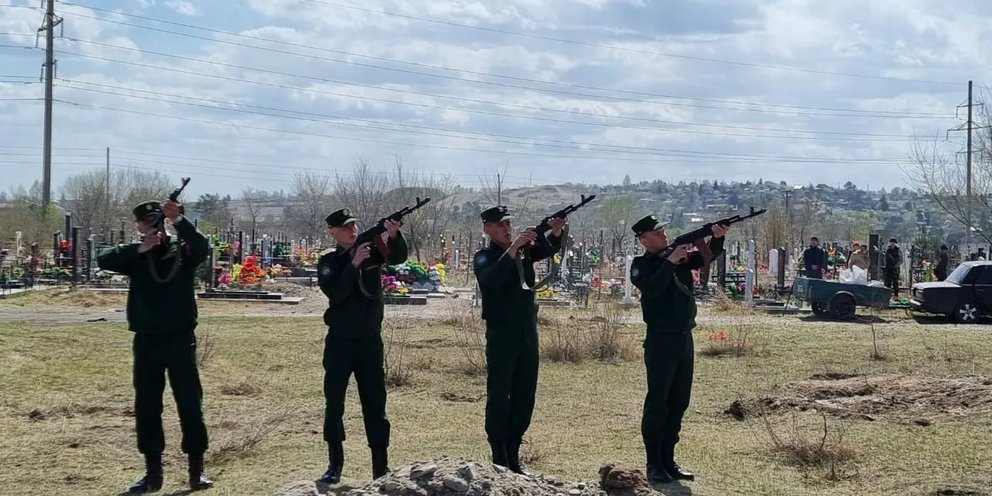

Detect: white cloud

[164,0,200,16]
[2,0,992,195]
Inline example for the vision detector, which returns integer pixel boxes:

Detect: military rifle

[517,194,596,291]
[658,206,766,259]
[146,177,191,284]
[147,177,190,236]
[348,196,431,297]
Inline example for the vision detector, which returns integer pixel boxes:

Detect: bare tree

[290,171,332,244]
[906,133,992,244]
[391,158,456,262]
[596,194,638,257]
[59,170,110,234]
[333,159,391,226]
[241,187,263,235]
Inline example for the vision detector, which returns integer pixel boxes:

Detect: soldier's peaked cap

[631,214,669,236]
[325,208,359,227]
[480,205,512,223]
[133,201,162,221]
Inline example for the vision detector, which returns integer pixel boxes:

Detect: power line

[57,3,951,117]
[55,49,927,140]
[51,97,910,165]
[55,36,946,120]
[297,0,960,86]
[56,78,921,144]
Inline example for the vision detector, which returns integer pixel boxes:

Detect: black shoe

[661,444,695,481]
[127,453,163,493]
[319,442,344,484]
[489,440,508,467]
[187,453,214,491]
[371,448,390,479]
[128,474,163,493]
[506,439,532,476]
[646,464,674,484]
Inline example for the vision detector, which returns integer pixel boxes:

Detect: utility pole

[38,0,62,213]
[106,147,111,232]
[967,80,973,254]
[948,80,983,257]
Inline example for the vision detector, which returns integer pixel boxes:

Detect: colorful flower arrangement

[386,261,447,292]
[268,264,292,278]
[382,274,410,296]
[236,255,268,285]
[293,248,319,266]
[537,287,555,299]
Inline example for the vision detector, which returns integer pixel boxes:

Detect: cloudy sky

[2,0,991,198]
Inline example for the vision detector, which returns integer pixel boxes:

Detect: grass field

[1,289,991,495]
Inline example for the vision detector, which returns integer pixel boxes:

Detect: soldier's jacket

[630,237,725,335]
[96,216,208,335]
[317,232,408,336]
[473,233,562,327]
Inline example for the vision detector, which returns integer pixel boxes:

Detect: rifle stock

[517,194,596,290]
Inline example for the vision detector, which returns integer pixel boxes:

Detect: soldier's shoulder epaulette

[319,247,335,257]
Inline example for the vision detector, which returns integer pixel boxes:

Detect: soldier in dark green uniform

[97,200,213,493]
[473,205,566,474]
[316,208,408,484]
[629,214,728,484]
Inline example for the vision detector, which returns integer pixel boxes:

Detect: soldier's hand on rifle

[510,228,538,251]
[384,219,402,238]
[162,200,182,221]
[711,223,728,238]
[138,233,162,254]
[352,242,373,267]
[548,217,566,236]
[666,244,690,264]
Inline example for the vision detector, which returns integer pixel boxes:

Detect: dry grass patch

[698,323,765,358]
[709,289,756,315]
[211,411,290,464]
[757,412,857,482]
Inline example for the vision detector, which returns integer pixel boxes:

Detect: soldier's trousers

[132,329,209,455]
[641,332,694,450]
[885,271,900,297]
[484,324,539,444]
[322,332,390,448]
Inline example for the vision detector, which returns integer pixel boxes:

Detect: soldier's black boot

[489,440,508,467]
[506,439,532,476]
[645,443,673,484]
[187,453,214,491]
[661,444,694,481]
[371,448,390,479]
[319,442,344,484]
[127,452,163,493]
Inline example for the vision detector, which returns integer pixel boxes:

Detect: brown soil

[726,374,992,425]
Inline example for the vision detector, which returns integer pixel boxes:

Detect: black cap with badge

[132,201,162,221]
[325,208,359,228]
[631,214,669,237]
[480,205,512,223]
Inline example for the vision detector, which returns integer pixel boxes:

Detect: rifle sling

[515,224,569,292]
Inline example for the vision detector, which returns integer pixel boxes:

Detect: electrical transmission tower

[947,81,987,254]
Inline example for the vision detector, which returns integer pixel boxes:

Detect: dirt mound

[726,374,992,424]
[273,457,666,496]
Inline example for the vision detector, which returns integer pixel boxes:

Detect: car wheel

[811,302,828,316]
[829,293,856,320]
[952,302,980,324]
